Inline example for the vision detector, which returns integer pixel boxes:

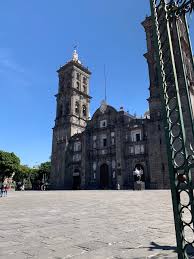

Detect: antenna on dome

[104,64,107,102]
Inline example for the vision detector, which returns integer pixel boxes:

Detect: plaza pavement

[0,190,178,259]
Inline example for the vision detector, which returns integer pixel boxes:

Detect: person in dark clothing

[4,185,8,196]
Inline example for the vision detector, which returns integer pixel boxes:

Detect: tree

[13,165,32,186]
[38,161,51,181]
[29,162,51,190]
[0,150,20,181]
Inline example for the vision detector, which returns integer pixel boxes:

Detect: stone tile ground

[0,190,178,259]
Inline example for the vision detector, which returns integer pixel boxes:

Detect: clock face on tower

[100,100,107,114]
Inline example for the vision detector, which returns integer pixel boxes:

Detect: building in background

[50,15,194,190]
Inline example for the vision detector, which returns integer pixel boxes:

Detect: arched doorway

[133,164,144,182]
[100,164,109,189]
[73,169,81,190]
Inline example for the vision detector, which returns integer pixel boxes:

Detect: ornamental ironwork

[150,0,194,258]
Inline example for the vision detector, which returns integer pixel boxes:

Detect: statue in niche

[133,167,143,182]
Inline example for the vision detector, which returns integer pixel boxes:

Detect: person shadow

[149,241,176,252]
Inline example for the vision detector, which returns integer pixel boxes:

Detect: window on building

[100,120,107,128]
[134,144,144,154]
[103,138,107,147]
[136,133,141,142]
[100,134,107,147]
[111,132,115,145]
[129,146,134,154]
[76,73,80,80]
[82,105,87,117]
[162,163,165,171]
[131,130,141,142]
[83,77,87,84]
[74,142,81,152]
[75,101,79,115]
[134,145,141,154]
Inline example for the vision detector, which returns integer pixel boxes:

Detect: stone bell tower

[142,16,170,188]
[50,50,91,189]
[142,14,194,188]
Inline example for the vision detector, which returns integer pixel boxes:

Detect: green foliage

[38,161,51,179]
[13,165,31,183]
[0,149,51,190]
[0,150,20,180]
[30,161,51,189]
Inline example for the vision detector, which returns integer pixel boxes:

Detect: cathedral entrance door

[73,169,81,190]
[100,164,109,189]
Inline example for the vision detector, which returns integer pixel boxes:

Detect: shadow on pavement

[149,241,177,252]
[149,242,194,258]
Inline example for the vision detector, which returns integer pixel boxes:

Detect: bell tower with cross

[50,49,92,189]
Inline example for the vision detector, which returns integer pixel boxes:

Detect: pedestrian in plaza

[4,185,8,196]
[1,185,5,197]
[0,182,2,197]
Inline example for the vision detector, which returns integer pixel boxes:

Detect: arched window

[76,73,80,80]
[76,82,80,90]
[82,105,87,117]
[83,77,87,84]
[75,102,79,115]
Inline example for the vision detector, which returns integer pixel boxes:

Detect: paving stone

[0,190,178,258]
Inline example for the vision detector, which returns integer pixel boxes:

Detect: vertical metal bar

[150,0,194,258]
[149,2,185,258]
[175,16,194,137]
[181,14,194,127]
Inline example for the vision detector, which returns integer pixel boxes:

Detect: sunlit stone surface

[0,190,178,258]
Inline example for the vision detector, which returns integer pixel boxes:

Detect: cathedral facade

[49,16,194,190]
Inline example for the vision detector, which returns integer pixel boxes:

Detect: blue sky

[0,1,194,166]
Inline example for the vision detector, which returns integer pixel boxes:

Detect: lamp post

[150,0,194,258]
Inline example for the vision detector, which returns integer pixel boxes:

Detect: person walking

[4,185,8,196]
[1,185,5,197]
[0,183,3,197]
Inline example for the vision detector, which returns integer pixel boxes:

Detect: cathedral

[49,16,194,190]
